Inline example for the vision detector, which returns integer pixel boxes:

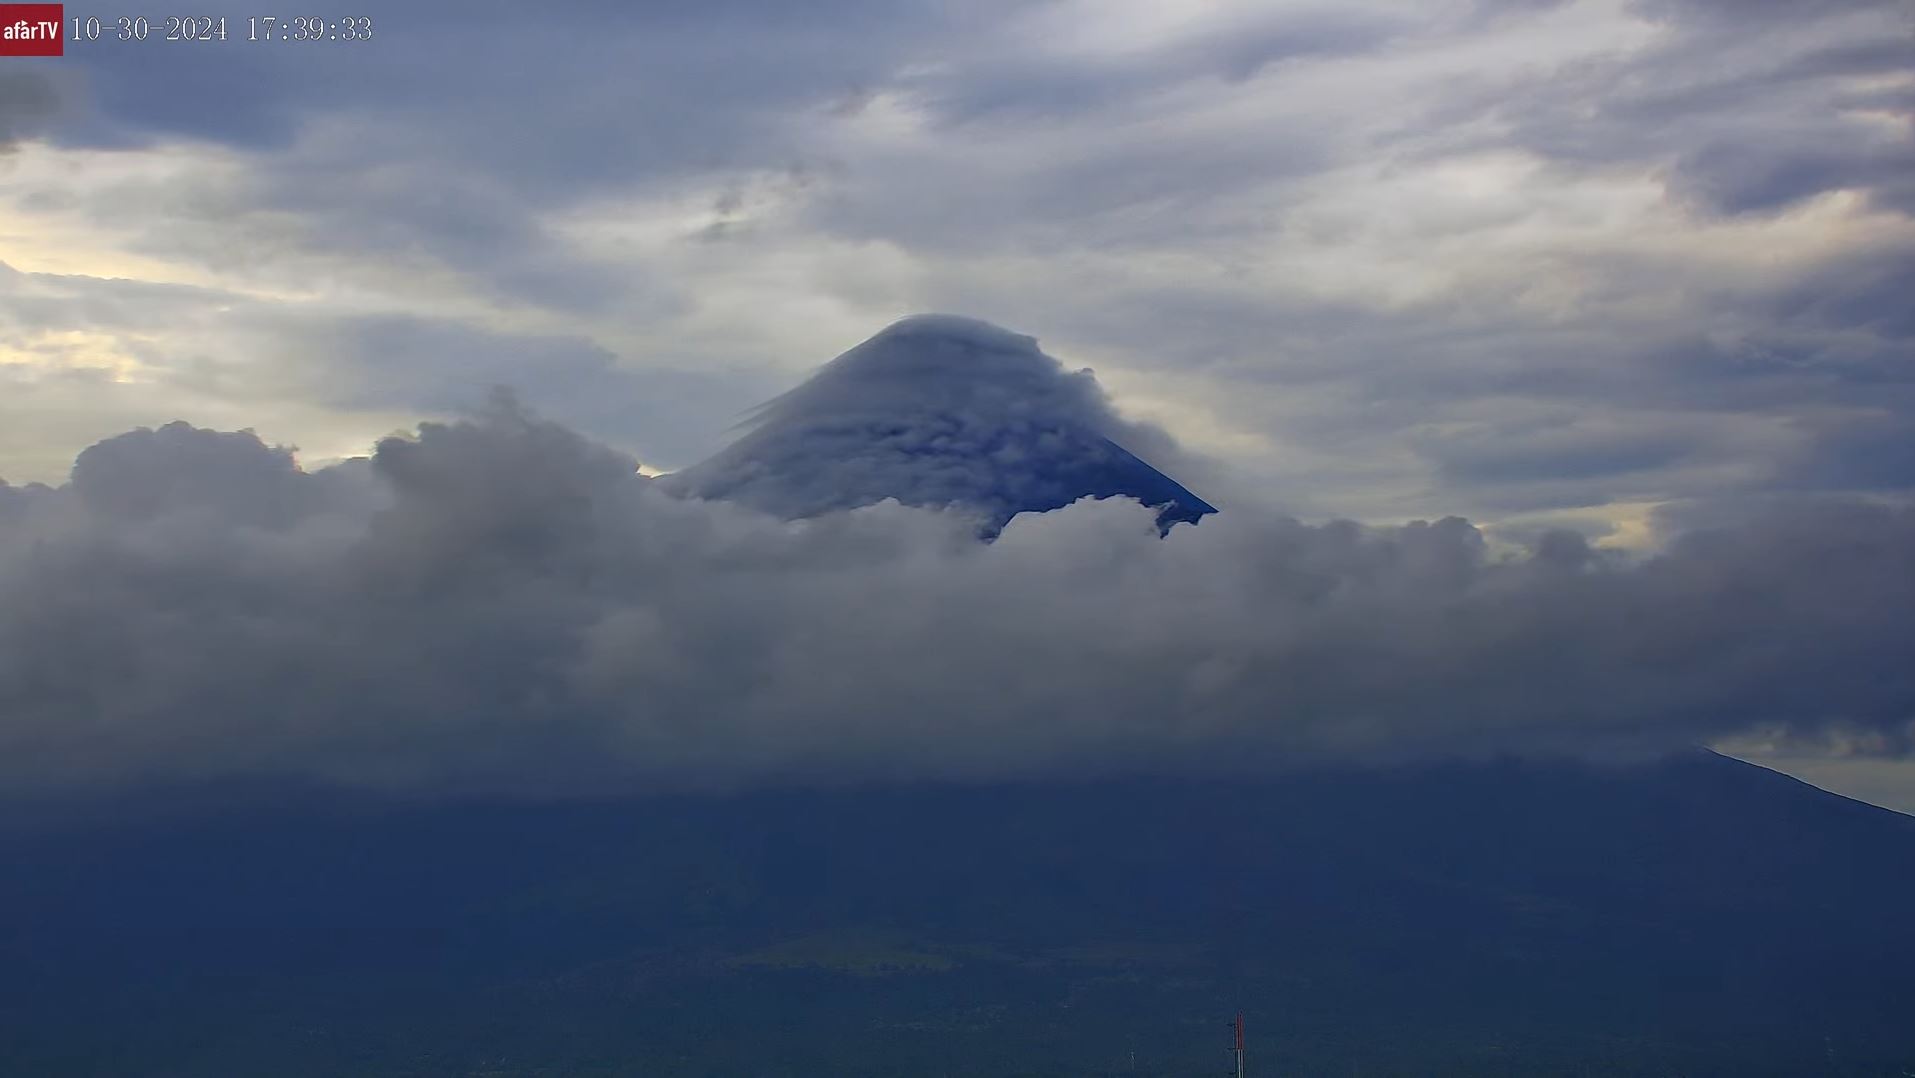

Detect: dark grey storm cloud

[47,0,992,187]
[1,325,1910,794]
[1478,2,1915,218]
[906,6,1410,127]
[0,71,61,152]
[19,0,1013,317]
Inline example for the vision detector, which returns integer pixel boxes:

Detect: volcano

[665,315,1215,534]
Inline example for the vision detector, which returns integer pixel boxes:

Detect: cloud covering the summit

[1,388,1909,795]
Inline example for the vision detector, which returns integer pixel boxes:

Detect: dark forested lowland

[5,751,1913,1076]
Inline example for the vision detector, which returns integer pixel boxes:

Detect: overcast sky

[2,0,1911,805]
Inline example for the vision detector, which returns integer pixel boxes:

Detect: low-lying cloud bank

[1,398,1910,794]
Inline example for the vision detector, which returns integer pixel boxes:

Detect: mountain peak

[665,315,1215,534]
[862,312,1042,352]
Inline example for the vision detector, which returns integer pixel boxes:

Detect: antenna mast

[1232,1010,1245,1078]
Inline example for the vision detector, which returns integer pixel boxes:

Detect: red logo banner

[0,5,63,56]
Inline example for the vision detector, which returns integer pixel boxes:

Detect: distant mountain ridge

[664,315,1215,533]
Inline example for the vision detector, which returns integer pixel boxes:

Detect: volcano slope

[4,755,1913,1076]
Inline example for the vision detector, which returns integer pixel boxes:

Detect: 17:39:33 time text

[67,15,372,41]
